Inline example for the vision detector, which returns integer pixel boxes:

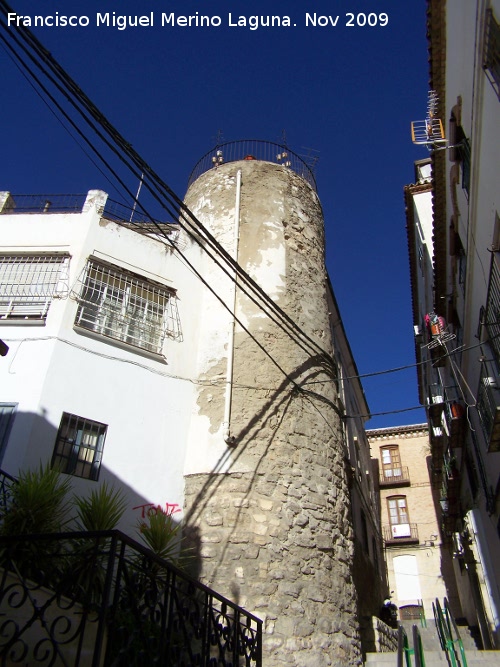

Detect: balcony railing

[476,365,500,453]
[484,252,500,367]
[382,523,419,545]
[443,401,466,449]
[0,530,262,666]
[379,466,410,487]
[428,384,445,426]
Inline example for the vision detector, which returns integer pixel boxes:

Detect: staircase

[364,599,500,667]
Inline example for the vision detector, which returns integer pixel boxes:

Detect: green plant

[65,484,127,607]
[138,509,182,563]
[74,482,126,531]
[0,464,73,583]
[0,463,73,536]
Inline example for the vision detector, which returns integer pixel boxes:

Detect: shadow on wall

[0,409,200,571]
[425,455,463,619]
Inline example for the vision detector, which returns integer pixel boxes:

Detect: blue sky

[1,0,430,428]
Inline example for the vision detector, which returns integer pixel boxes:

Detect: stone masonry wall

[183,160,362,666]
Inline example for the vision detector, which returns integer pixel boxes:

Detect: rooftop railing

[187,140,317,190]
[0,193,87,213]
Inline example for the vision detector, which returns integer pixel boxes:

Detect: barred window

[0,254,70,321]
[51,412,107,481]
[484,8,500,100]
[72,259,180,354]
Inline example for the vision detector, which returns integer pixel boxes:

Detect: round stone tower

[182,143,361,665]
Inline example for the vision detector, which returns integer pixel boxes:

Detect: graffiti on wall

[132,502,182,519]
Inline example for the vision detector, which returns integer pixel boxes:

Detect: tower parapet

[187,139,317,190]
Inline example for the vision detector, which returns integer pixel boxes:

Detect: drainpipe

[223,169,241,445]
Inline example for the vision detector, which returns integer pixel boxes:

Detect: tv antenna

[213,129,225,147]
[411,90,448,151]
[299,146,320,172]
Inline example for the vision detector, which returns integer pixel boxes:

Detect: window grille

[0,254,70,321]
[72,259,180,354]
[51,412,107,481]
[484,8,500,100]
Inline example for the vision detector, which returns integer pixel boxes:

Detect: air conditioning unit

[414,325,422,337]
[391,524,411,538]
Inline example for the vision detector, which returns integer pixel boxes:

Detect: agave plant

[0,463,73,583]
[138,509,182,563]
[0,463,73,536]
[74,482,126,532]
[68,483,127,606]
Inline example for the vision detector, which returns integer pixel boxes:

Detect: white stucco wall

[0,192,202,535]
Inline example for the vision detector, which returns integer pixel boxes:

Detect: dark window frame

[51,412,107,481]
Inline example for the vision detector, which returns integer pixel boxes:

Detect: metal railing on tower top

[187,140,318,190]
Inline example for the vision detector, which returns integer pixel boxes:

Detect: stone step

[364,649,500,666]
[364,650,445,664]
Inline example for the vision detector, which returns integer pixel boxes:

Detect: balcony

[379,466,410,488]
[476,371,500,453]
[439,460,462,543]
[439,498,461,542]
[383,523,419,546]
[444,401,466,449]
[428,384,445,426]
[442,455,460,496]
[429,423,445,481]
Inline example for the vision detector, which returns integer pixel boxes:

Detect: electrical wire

[4,5,488,427]
[0,4,339,391]
[0,40,123,200]
[0,4,332,367]
[1,334,427,421]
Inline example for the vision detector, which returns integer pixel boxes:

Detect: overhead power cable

[0,1,335,377]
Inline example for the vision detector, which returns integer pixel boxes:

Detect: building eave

[427,0,448,311]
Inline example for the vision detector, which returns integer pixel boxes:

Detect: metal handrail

[398,624,413,667]
[398,624,427,667]
[444,597,468,667]
[432,597,468,667]
[0,529,262,665]
[418,599,427,628]
[413,624,426,667]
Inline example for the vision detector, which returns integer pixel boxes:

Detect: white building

[406,0,500,648]
[0,189,199,533]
